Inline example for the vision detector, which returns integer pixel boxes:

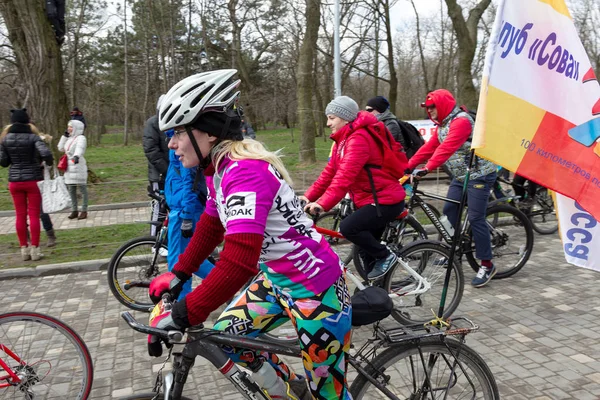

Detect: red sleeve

[407,133,440,170]
[173,212,225,277]
[424,118,472,171]
[180,233,262,325]
[317,133,371,211]
[305,144,338,202]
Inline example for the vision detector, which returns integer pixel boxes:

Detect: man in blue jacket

[165,144,214,299]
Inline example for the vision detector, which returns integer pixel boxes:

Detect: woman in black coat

[0,109,53,261]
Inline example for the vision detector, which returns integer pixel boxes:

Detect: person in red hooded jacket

[406,89,498,288]
[300,95,407,280]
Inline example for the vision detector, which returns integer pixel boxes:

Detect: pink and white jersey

[205,158,343,298]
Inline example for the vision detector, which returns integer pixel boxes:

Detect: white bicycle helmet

[158,69,241,131]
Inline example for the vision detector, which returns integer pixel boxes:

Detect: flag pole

[437,149,477,319]
[334,0,341,97]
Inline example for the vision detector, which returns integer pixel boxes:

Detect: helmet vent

[191,84,214,108]
[181,82,205,97]
[166,105,181,126]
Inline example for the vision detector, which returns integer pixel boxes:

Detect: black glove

[147,298,190,357]
[73,156,80,164]
[181,219,194,238]
[63,130,70,137]
[412,168,429,178]
[404,168,414,175]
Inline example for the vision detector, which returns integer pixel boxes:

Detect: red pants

[9,181,42,247]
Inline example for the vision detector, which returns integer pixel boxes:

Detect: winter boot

[68,211,79,219]
[30,246,43,261]
[77,212,88,220]
[46,229,57,247]
[21,246,31,261]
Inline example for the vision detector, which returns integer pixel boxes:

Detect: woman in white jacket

[58,120,88,219]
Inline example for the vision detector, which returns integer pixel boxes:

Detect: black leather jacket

[0,124,54,182]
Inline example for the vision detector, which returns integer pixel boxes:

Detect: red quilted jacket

[305,111,405,211]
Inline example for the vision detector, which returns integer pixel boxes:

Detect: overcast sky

[390,0,439,30]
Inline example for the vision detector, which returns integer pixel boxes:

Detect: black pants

[340,202,404,264]
[512,174,537,199]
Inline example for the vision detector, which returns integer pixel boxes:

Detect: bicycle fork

[161,338,272,400]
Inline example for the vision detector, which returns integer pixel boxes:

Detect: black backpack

[396,119,425,159]
[460,106,477,123]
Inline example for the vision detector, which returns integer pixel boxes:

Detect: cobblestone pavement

[3,231,600,399]
[0,207,150,235]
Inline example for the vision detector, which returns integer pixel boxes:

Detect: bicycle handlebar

[121,311,184,342]
[147,192,164,203]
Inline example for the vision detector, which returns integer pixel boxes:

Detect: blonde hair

[211,139,293,186]
[0,125,9,142]
[0,123,40,142]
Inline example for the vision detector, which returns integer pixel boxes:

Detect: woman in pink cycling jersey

[148,69,351,400]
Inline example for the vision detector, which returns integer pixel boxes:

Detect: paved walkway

[3,231,600,399]
[0,207,150,235]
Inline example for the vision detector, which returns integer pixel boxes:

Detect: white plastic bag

[38,166,72,213]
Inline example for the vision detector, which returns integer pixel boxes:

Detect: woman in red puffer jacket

[301,95,406,280]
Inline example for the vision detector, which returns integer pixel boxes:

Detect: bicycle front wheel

[382,241,464,326]
[529,188,558,235]
[350,337,499,399]
[0,312,94,400]
[466,204,534,279]
[108,236,169,312]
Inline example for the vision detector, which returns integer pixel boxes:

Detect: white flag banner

[556,193,600,271]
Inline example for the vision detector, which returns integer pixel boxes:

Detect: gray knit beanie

[325,96,359,122]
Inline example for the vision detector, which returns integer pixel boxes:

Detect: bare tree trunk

[382,0,398,114]
[312,55,324,138]
[411,0,429,93]
[148,0,168,92]
[297,0,321,163]
[445,0,492,107]
[123,0,129,145]
[0,0,69,149]
[142,17,150,117]
[184,0,192,77]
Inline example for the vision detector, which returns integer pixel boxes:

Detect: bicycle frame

[313,225,431,298]
[407,180,469,247]
[0,344,24,389]
[121,311,480,400]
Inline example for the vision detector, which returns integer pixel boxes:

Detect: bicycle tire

[315,211,353,265]
[382,241,463,326]
[108,236,169,312]
[465,204,534,279]
[0,311,94,400]
[352,214,428,282]
[350,337,499,399]
[529,188,558,235]
[118,393,193,400]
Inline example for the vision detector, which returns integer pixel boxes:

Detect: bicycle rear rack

[375,316,479,344]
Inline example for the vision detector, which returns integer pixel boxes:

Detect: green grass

[0,128,331,211]
[0,223,148,269]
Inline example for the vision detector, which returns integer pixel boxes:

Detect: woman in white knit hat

[301,95,408,280]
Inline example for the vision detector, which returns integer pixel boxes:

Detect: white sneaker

[159,248,169,257]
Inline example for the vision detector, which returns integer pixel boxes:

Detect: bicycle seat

[350,286,393,327]
[395,209,409,220]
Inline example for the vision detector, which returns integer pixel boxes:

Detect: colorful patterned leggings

[213,274,353,400]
